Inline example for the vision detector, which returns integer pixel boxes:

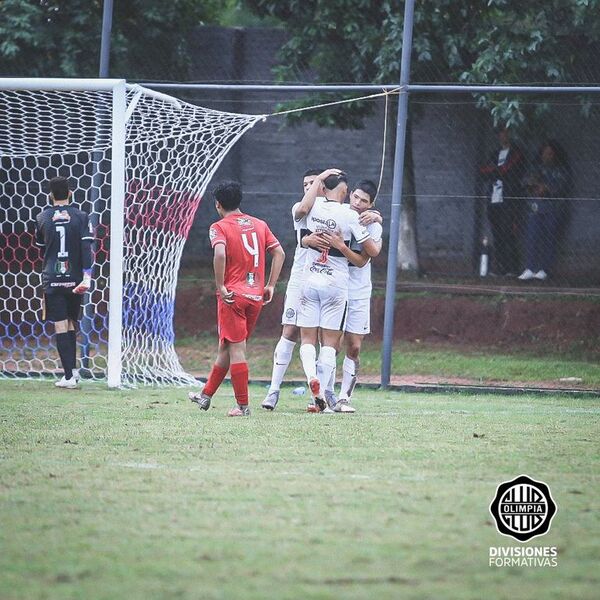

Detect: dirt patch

[175,283,600,358]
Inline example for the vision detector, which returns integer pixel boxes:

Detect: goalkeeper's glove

[73,269,92,294]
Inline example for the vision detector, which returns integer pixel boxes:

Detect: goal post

[0,78,263,387]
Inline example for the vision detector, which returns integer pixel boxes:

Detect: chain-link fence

[1,7,599,378]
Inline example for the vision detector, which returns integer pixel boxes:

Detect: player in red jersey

[189,181,285,416]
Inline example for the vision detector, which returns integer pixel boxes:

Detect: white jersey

[302,199,371,290]
[348,220,383,300]
[288,201,310,288]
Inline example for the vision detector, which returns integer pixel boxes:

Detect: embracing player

[261,169,322,410]
[320,180,383,409]
[189,181,285,416]
[294,169,379,413]
[35,176,94,388]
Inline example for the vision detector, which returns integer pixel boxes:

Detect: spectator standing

[518,140,570,281]
[480,126,527,276]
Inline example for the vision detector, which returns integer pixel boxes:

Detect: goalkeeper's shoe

[333,399,356,413]
[261,390,279,411]
[72,369,80,383]
[228,405,250,417]
[189,391,211,411]
[55,375,78,389]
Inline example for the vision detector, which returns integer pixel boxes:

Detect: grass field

[1,380,599,600]
[176,336,600,388]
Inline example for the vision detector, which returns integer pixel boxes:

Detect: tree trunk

[397,120,419,272]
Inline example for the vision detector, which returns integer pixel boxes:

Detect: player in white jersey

[294,169,380,412]
[320,180,383,410]
[261,169,322,410]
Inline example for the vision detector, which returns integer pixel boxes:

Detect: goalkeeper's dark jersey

[35,204,94,294]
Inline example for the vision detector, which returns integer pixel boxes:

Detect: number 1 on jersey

[56,225,68,258]
[241,232,259,267]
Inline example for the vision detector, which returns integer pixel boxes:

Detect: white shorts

[344,297,371,335]
[297,284,348,330]
[281,284,303,326]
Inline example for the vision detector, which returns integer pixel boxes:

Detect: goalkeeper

[35,177,94,388]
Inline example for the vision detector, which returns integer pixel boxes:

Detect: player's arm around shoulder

[348,210,379,258]
[294,168,340,219]
[366,221,383,257]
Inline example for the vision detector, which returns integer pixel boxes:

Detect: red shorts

[217,294,263,343]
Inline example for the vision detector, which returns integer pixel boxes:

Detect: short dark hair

[49,176,70,201]
[323,171,348,190]
[354,180,378,203]
[213,181,242,211]
[303,168,321,178]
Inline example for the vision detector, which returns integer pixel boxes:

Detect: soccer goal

[0,78,263,387]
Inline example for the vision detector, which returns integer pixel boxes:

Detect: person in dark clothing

[480,126,527,275]
[35,177,94,388]
[518,140,570,281]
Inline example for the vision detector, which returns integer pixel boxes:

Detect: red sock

[230,362,249,406]
[203,364,228,397]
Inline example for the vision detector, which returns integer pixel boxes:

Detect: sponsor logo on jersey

[311,216,337,230]
[236,217,254,230]
[55,260,70,275]
[52,210,71,222]
[246,272,256,286]
[309,263,334,277]
[50,281,76,288]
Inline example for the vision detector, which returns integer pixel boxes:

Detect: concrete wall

[180,26,600,284]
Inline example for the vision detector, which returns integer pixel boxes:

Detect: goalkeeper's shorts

[43,291,82,323]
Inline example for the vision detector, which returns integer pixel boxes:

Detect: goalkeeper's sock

[203,364,228,397]
[316,346,337,398]
[299,344,317,383]
[340,356,358,401]
[56,332,73,380]
[67,329,78,372]
[268,337,296,393]
[230,362,249,406]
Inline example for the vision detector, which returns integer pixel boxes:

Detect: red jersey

[209,212,281,299]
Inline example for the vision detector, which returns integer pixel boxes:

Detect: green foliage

[243,0,600,126]
[0,0,223,79]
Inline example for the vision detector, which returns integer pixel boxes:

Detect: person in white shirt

[262,169,322,410]
[319,180,383,409]
[294,169,379,412]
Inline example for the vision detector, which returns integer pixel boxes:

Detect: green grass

[1,380,599,599]
[175,336,600,388]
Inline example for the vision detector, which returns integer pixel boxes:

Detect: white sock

[316,346,337,396]
[340,356,357,400]
[268,337,296,393]
[299,344,317,382]
[326,363,336,393]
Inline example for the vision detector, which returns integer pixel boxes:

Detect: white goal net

[0,79,263,386]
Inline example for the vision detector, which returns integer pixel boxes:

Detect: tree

[0,0,225,80]
[243,0,600,271]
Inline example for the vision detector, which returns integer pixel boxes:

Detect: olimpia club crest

[490,475,557,542]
